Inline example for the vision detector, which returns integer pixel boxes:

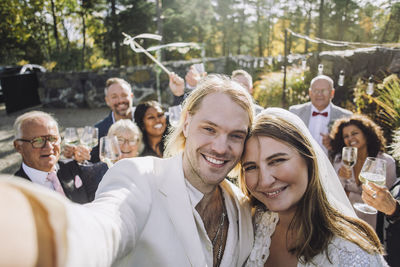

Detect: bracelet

[386,200,400,224]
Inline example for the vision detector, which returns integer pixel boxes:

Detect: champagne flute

[353,157,386,214]
[79,126,99,165]
[168,105,182,128]
[342,147,357,169]
[64,127,80,146]
[99,136,121,168]
[80,126,99,149]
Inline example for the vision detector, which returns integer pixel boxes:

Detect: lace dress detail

[245,210,278,267]
[245,210,388,267]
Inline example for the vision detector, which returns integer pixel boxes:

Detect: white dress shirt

[308,104,331,154]
[22,163,56,190]
[185,180,239,267]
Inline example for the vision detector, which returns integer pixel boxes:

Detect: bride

[240,108,387,267]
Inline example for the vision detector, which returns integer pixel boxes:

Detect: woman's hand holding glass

[353,157,386,214]
[362,182,397,216]
[338,147,357,180]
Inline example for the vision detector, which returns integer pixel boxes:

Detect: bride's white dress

[245,211,388,267]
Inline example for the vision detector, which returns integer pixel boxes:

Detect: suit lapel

[14,165,31,181]
[158,154,206,267]
[301,103,312,126]
[57,161,89,204]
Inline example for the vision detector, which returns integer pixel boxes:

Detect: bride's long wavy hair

[239,113,383,263]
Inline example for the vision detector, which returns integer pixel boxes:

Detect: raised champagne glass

[342,147,357,169]
[99,136,121,168]
[353,157,386,214]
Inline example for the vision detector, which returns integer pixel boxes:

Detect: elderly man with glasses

[13,111,104,203]
[289,75,352,154]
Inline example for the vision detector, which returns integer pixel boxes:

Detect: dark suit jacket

[91,112,114,162]
[14,160,108,204]
[377,179,400,266]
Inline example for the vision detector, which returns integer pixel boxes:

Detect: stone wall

[37,56,264,108]
[36,48,400,108]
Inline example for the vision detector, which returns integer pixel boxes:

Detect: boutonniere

[75,175,83,188]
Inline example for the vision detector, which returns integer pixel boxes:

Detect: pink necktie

[47,172,65,196]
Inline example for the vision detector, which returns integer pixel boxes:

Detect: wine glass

[64,127,80,146]
[342,147,357,169]
[79,126,99,165]
[168,105,182,128]
[99,136,121,168]
[353,157,386,214]
[80,126,99,149]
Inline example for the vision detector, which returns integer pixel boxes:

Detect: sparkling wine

[342,160,355,168]
[65,139,80,146]
[359,172,386,186]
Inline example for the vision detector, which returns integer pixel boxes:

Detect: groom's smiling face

[182,92,249,193]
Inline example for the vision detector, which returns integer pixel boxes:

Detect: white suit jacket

[289,102,352,128]
[64,154,253,267]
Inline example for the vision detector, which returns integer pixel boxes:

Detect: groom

[2,74,255,267]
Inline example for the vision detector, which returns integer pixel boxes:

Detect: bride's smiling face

[242,136,309,215]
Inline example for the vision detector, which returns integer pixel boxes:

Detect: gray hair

[14,111,59,139]
[104,77,133,96]
[232,69,253,90]
[310,75,334,91]
[107,119,142,145]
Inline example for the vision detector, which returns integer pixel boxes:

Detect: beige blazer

[63,154,253,267]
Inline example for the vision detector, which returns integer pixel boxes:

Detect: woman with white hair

[107,119,142,160]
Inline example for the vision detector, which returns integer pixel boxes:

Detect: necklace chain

[211,189,227,266]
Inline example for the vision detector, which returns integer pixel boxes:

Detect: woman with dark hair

[134,100,168,157]
[240,108,387,266]
[330,114,396,228]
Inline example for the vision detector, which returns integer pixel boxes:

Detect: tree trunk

[256,0,263,57]
[304,8,312,54]
[50,0,60,51]
[156,0,163,61]
[82,12,86,70]
[111,0,120,67]
[317,0,324,54]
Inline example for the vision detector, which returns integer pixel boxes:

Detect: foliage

[253,66,309,109]
[353,74,400,145]
[0,0,397,71]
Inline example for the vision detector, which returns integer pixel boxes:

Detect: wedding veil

[260,107,356,218]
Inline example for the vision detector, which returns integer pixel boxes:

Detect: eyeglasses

[117,137,138,146]
[17,135,60,149]
[311,89,331,95]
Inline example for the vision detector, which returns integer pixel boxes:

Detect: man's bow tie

[312,111,328,117]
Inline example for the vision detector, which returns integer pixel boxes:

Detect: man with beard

[88,78,136,162]
[1,75,254,267]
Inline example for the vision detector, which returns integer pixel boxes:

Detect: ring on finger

[372,192,377,199]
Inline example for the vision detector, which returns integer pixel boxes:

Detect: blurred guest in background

[289,75,352,154]
[330,114,396,228]
[231,69,263,114]
[91,77,136,162]
[13,111,103,203]
[134,101,168,157]
[107,119,142,160]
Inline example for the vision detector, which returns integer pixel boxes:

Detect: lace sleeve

[310,237,389,267]
[245,211,279,267]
